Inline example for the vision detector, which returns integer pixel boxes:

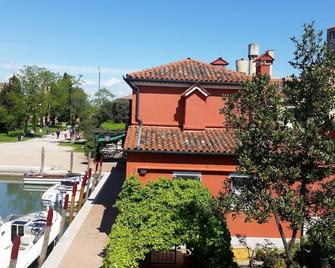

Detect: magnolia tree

[220,23,335,267]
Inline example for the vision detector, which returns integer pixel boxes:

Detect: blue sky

[0,0,334,97]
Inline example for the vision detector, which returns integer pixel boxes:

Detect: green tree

[93,87,115,108]
[104,177,236,268]
[0,75,25,132]
[220,23,335,267]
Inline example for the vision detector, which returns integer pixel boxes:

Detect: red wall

[126,151,293,239]
[131,85,235,128]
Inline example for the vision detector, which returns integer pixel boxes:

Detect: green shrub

[103,177,236,268]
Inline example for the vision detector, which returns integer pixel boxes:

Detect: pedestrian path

[0,133,86,173]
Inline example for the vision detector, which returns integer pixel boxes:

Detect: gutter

[124,76,244,87]
[126,149,238,157]
[124,77,143,150]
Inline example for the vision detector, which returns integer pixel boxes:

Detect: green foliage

[96,98,130,124]
[100,120,125,131]
[253,243,286,268]
[220,23,335,266]
[104,177,236,268]
[93,87,115,108]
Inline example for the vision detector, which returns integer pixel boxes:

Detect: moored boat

[0,210,62,268]
[41,175,90,207]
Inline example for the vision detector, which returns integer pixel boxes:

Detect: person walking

[56,129,60,139]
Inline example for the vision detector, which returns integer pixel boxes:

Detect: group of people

[53,128,80,140]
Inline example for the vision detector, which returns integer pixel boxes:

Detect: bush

[103,177,236,268]
[295,216,335,268]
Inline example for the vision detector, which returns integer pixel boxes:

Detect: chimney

[327,26,335,49]
[255,52,274,76]
[210,57,229,67]
[266,50,275,76]
[236,58,248,74]
[248,43,259,75]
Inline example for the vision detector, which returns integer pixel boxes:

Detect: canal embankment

[42,159,125,268]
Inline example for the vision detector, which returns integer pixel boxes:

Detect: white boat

[41,175,91,207]
[0,211,62,268]
[23,172,83,185]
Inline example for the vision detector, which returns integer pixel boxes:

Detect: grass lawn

[58,141,85,153]
[100,121,125,131]
[0,133,20,143]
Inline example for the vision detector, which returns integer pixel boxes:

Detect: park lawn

[0,132,34,143]
[58,141,85,153]
[100,121,125,131]
[0,133,19,143]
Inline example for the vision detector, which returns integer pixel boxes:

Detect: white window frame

[229,173,250,195]
[173,171,202,181]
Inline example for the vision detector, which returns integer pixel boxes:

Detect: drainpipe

[124,77,143,151]
[124,77,143,150]
[134,84,143,150]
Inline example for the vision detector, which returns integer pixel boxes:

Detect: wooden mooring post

[92,160,99,189]
[38,207,53,267]
[40,146,45,175]
[85,168,92,203]
[57,194,69,241]
[70,151,74,173]
[69,181,78,224]
[77,174,88,212]
[96,157,103,186]
[9,235,20,268]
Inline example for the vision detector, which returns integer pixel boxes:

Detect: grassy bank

[58,141,85,153]
[100,121,125,131]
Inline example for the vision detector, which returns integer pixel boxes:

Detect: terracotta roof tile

[124,125,237,154]
[126,58,249,84]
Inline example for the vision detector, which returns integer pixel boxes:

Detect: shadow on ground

[94,158,126,260]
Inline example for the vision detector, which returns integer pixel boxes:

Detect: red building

[124,56,289,248]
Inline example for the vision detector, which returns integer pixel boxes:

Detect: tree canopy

[104,177,236,268]
[220,23,335,267]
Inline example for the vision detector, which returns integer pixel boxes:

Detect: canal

[0,176,48,219]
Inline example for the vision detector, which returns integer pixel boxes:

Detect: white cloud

[0,60,132,97]
[0,60,133,76]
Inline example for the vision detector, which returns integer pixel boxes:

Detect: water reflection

[0,176,48,218]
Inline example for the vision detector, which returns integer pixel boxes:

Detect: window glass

[173,171,201,181]
[229,173,250,195]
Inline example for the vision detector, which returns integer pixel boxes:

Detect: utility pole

[98,67,101,91]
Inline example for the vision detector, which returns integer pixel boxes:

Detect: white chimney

[236,59,248,74]
[248,43,259,76]
[266,50,275,77]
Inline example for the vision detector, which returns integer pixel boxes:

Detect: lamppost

[98,67,101,92]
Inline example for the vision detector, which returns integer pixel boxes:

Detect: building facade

[124,56,289,248]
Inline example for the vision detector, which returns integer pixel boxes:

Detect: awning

[97,133,126,142]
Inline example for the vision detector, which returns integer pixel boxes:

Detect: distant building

[327,26,335,49]
[0,83,6,92]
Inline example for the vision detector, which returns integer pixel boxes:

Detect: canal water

[0,176,49,219]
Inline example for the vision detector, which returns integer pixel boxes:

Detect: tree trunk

[24,117,28,134]
[273,212,297,267]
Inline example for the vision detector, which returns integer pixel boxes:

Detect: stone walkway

[43,159,125,268]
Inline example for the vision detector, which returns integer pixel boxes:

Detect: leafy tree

[296,180,335,266]
[96,98,130,124]
[220,23,335,267]
[104,177,236,268]
[93,87,115,108]
[0,75,25,132]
